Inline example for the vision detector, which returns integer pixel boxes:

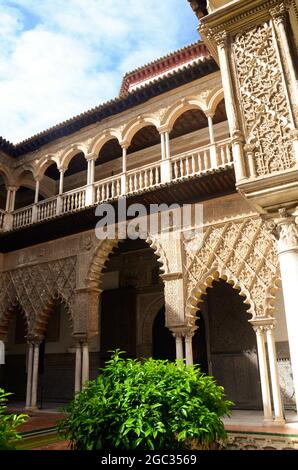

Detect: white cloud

[0,0,198,143]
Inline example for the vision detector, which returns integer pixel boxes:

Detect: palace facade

[0,0,297,447]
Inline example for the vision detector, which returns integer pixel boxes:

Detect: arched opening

[43,162,60,196]
[152,306,175,361]
[127,125,161,169]
[98,238,168,369]
[63,152,87,192]
[170,108,209,156]
[95,138,122,180]
[0,304,28,403]
[195,279,262,409]
[0,173,6,210]
[14,171,40,209]
[212,99,229,141]
[37,299,74,407]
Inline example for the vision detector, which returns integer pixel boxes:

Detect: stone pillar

[265,324,285,424]
[253,324,273,421]
[82,342,89,386]
[85,156,95,206]
[270,3,298,116]
[59,169,64,195]
[25,342,34,409]
[215,32,246,181]
[207,114,215,145]
[273,209,298,412]
[184,332,194,366]
[160,132,166,160]
[165,131,170,160]
[75,341,82,393]
[34,179,40,204]
[30,342,40,409]
[5,188,11,212]
[173,332,184,361]
[121,145,127,195]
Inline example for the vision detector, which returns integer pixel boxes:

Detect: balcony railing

[3,139,232,232]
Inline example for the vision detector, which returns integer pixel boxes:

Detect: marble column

[174,333,184,361]
[274,209,298,412]
[184,333,194,366]
[82,342,89,386]
[265,324,285,424]
[215,32,246,181]
[75,342,82,393]
[253,325,273,421]
[30,342,40,409]
[25,342,34,409]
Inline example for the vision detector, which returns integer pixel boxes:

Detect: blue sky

[0,1,199,144]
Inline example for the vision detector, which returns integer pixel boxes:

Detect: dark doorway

[197,279,262,409]
[152,307,175,361]
[193,314,208,374]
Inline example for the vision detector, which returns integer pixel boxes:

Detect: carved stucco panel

[0,256,77,336]
[233,21,295,176]
[183,217,279,324]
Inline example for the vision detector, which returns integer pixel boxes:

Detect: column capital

[205,111,215,119]
[85,152,97,162]
[270,208,298,253]
[120,141,129,150]
[214,30,229,49]
[26,333,44,345]
[6,185,19,192]
[231,129,245,144]
[269,1,291,25]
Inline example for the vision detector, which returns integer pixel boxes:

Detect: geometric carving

[0,256,77,337]
[184,217,279,326]
[233,22,295,176]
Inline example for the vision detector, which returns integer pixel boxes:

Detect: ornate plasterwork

[0,256,76,337]
[233,21,294,176]
[269,208,298,253]
[183,217,279,325]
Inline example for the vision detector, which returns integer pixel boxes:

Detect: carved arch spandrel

[183,217,280,325]
[86,235,169,290]
[0,257,77,337]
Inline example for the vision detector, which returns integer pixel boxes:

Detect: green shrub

[60,350,232,450]
[0,388,28,450]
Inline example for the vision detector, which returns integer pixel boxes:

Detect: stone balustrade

[1,138,232,231]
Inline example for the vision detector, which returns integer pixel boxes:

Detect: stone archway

[196,279,262,409]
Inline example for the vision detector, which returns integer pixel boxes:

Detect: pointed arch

[34,291,73,337]
[185,267,255,328]
[0,298,29,341]
[35,154,57,180]
[86,235,169,290]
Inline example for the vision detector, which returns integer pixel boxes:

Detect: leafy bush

[60,351,232,450]
[0,388,27,450]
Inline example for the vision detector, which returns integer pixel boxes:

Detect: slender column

[34,180,40,204]
[254,325,273,421]
[160,132,166,160]
[270,5,298,113]
[184,333,194,366]
[121,146,127,195]
[59,169,64,195]
[75,342,82,393]
[31,342,40,409]
[5,188,11,212]
[165,131,170,160]
[25,343,34,408]
[207,114,215,144]
[215,32,246,180]
[90,158,95,185]
[265,324,285,423]
[87,160,91,185]
[174,333,184,361]
[10,187,17,212]
[274,210,298,412]
[82,342,89,386]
